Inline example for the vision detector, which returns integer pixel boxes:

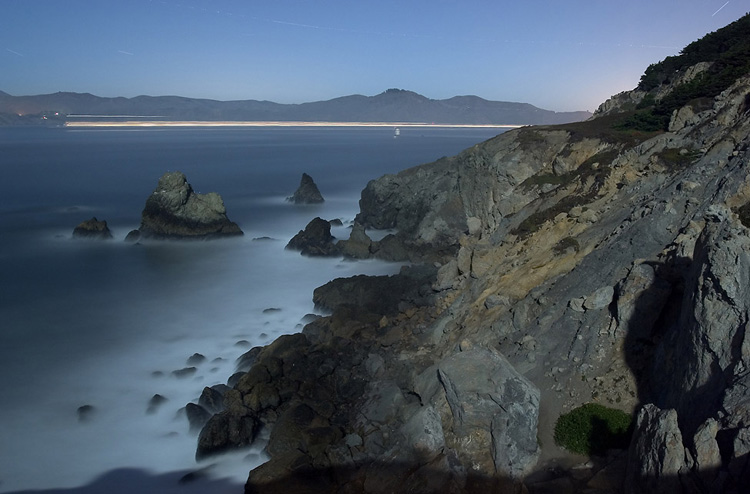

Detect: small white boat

[394,127,400,138]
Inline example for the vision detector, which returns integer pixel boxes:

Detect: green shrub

[553,403,633,455]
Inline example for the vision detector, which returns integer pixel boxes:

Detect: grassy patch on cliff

[655,147,702,170]
[554,403,633,456]
[511,150,617,238]
[550,112,663,148]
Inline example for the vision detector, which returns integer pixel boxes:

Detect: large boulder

[288,173,324,204]
[137,171,243,239]
[436,347,540,479]
[72,217,113,240]
[286,217,339,256]
[625,404,688,494]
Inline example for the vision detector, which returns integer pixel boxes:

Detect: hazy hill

[0,88,591,126]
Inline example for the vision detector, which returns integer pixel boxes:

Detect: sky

[0,0,746,112]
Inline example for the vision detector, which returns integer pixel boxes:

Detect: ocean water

[0,126,503,493]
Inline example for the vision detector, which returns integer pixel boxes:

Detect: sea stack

[72,217,113,240]
[288,173,325,204]
[286,217,339,256]
[136,171,243,239]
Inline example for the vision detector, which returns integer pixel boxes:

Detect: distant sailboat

[394,127,400,138]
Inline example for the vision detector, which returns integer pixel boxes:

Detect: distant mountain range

[0,88,591,126]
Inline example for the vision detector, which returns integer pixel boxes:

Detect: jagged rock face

[437,348,540,479]
[288,172,325,204]
[653,211,750,430]
[72,217,113,240]
[139,171,243,239]
[285,217,339,256]
[625,404,687,494]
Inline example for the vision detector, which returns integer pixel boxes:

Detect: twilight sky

[0,0,745,112]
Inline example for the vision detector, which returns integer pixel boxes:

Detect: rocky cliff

[195,14,750,494]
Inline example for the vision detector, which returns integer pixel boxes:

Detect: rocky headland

[130,171,243,240]
[194,14,750,494]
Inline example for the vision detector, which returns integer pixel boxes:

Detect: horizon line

[65,121,524,129]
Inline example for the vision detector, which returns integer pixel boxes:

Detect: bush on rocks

[553,403,633,455]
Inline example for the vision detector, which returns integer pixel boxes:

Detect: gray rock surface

[625,404,687,494]
[437,347,540,479]
[137,171,243,239]
[288,173,325,204]
[72,217,113,239]
[285,217,339,256]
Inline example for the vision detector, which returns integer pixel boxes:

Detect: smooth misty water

[0,126,502,493]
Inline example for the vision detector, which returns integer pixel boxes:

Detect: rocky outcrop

[625,404,688,494]
[136,171,243,239]
[198,16,750,493]
[72,217,113,239]
[288,173,325,204]
[437,348,540,479]
[285,217,339,256]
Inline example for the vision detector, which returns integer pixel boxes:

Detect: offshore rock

[137,171,243,239]
[285,217,339,256]
[288,173,325,204]
[72,217,113,240]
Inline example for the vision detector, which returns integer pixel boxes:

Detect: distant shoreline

[64,120,523,129]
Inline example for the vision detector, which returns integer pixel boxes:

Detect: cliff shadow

[620,259,687,406]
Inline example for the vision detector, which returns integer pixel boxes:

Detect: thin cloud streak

[6,48,24,57]
[712,1,730,17]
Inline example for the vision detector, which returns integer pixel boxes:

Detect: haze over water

[0,126,502,493]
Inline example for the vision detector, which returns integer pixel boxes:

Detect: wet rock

[124,229,141,242]
[338,222,373,259]
[196,410,259,460]
[185,403,212,432]
[236,346,263,372]
[199,386,226,414]
[186,353,206,366]
[72,217,113,240]
[136,171,243,239]
[147,394,168,414]
[286,217,340,256]
[172,367,197,379]
[77,404,96,423]
[288,173,325,204]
